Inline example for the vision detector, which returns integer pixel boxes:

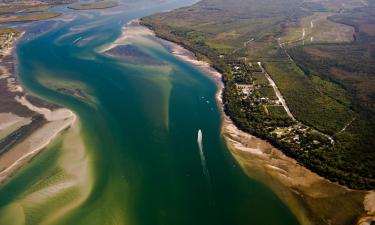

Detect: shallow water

[0,1,300,224]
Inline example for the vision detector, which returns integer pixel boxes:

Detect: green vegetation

[141,0,375,189]
[68,1,118,10]
[0,27,20,34]
[258,86,278,100]
[264,61,355,134]
[0,0,76,14]
[280,12,354,44]
[267,105,289,118]
[253,72,269,85]
[0,5,50,14]
[24,5,52,13]
[301,2,328,12]
[0,13,61,23]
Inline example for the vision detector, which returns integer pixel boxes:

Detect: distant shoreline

[67,1,118,10]
[0,12,61,23]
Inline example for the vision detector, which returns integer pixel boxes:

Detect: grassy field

[280,12,354,44]
[68,1,118,10]
[0,13,61,23]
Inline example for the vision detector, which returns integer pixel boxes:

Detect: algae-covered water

[0,1,300,224]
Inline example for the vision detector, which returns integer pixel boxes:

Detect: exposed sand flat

[99,19,154,53]
[0,117,93,225]
[0,95,76,184]
[0,112,29,131]
[0,110,75,183]
[0,29,91,224]
[15,96,73,121]
[0,66,10,78]
[53,13,76,23]
[147,23,374,225]
[22,180,77,204]
[0,112,31,139]
[7,77,24,93]
[357,191,375,225]
[364,192,375,212]
[38,121,93,225]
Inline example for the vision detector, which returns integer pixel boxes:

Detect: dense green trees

[140,0,375,189]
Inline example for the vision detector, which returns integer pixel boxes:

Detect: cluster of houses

[231,61,281,105]
[269,122,331,151]
[0,31,17,57]
[228,59,332,151]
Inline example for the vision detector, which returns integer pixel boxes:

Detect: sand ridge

[0,96,76,184]
[0,29,79,184]
[98,19,155,53]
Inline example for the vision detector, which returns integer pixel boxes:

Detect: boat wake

[197,129,216,210]
[197,129,209,178]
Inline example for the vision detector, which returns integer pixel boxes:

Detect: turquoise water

[0,1,300,224]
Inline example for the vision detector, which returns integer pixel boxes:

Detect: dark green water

[0,1,300,224]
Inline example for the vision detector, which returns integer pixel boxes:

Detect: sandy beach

[0,96,76,182]
[98,19,157,53]
[0,27,78,186]
[0,26,94,225]
[142,22,375,225]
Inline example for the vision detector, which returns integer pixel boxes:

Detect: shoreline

[0,27,78,184]
[0,22,93,225]
[138,22,375,225]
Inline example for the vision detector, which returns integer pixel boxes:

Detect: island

[0,0,76,14]
[68,1,118,10]
[104,45,165,65]
[0,12,61,23]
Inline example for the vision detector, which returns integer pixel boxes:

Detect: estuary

[0,1,300,224]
